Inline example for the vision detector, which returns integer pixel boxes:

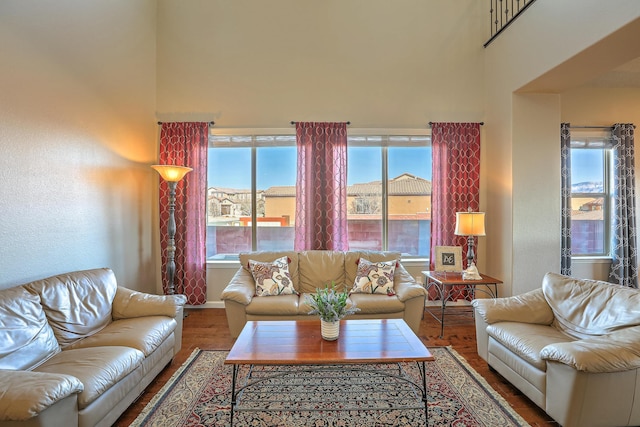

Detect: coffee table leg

[419,361,428,426]
[230,364,237,426]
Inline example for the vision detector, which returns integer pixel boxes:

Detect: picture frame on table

[434,246,463,272]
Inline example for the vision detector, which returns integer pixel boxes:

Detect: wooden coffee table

[225,319,434,425]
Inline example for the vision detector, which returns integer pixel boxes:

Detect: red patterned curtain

[294,122,349,251]
[430,123,481,298]
[158,122,208,304]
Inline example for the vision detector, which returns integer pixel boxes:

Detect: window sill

[206,256,429,268]
[400,258,430,267]
[571,257,612,264]
[207,259,241,269]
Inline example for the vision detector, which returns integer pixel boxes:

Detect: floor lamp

[454,211,486,280]
[152,165,192,295]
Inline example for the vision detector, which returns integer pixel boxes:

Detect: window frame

[207,128,431,260]
[569,133,613,258]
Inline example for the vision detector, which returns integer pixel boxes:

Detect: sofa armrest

[541,326,640,373]
[112,287,187,320]
[220,268,256,306]
[472,288,554,325]
[0,370,83,421]
[393,264,427,303]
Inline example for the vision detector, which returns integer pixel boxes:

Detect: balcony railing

[485,0,537,47]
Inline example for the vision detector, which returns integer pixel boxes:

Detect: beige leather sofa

[221,250,427,337]
[0,268,187,427]
[473,272,640,427]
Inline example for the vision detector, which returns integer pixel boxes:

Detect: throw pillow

[249,256,297,296]
[351,258,396,295]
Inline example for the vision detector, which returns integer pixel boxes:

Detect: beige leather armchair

[473,272,640,427]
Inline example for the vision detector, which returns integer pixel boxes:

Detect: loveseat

[221,250,427,337]
[473,272,640,427]
[0,268,187,427]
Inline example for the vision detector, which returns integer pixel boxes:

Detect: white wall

[0,1,159,291]
[156,0,485,127]
[561,87,640,125]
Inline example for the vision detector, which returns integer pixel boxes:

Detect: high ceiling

[585,56,640,88]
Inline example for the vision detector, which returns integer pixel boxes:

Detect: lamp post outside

[152,165,192,295]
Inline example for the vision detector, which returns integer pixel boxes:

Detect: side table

[422,271,502,338]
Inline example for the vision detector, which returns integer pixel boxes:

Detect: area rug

[130,347,530,427]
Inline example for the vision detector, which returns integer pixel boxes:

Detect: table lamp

[454,211,485,280]
[152,164,193,295]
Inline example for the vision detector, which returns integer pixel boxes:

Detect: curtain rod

[290,121,351,125]
[428,122,484,127]
[570,125,636,129]
[157,121,215,126]
[569,125,612,129]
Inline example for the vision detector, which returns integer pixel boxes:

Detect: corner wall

[0,0,159,291]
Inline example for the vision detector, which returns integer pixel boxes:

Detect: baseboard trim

[186,301,225,309]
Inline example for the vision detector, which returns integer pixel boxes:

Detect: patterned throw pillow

[350,258,396,295]
[249,256,297,296]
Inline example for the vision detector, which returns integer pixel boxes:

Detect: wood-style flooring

[113,307,558,426]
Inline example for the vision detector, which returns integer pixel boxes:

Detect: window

[346,136,432,257]
[570,133,612,256]
[207,131,431,260]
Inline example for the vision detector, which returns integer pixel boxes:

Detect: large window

[570,133,612,256]
[207,135,296,259]
[347,136,431,257]
[207,131,431,260]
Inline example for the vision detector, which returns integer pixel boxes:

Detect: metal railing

[485,0,537,47]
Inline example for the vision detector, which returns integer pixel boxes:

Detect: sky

[571,149,603,184]
[209,146,601,190]
[209,146,433,190]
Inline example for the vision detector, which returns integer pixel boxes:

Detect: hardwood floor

[113,307,558,426]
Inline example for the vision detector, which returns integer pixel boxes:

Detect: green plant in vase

[306,282,359,340]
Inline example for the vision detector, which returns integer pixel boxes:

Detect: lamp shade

[454,212,486,236]
[151,165,192,182]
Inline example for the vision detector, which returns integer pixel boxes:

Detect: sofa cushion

[298,292,358,316]
[351,258,396,295]
[0,286,60,370]
[64,316,177,357]
[245,294,300,315]
[348,293,404,314]
[542,272,640,340]
[487,322,573,371]
[25,268,118,348]
[249,256,297,296]
[35,346,144,409]
[298,251,346,293]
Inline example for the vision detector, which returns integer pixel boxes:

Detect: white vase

[320,320,340,341]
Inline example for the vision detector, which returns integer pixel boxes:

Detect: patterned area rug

[130,347,530,427]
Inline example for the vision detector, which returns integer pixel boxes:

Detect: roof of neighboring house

[262,174,432,197]
[216,197,236,205]
[571,209,604,221]
[208,187,258,195]
[264,186,296,197]
[582,198,603,208]
[571,197,601,210]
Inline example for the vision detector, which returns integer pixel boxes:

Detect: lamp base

[463,261,482,280]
